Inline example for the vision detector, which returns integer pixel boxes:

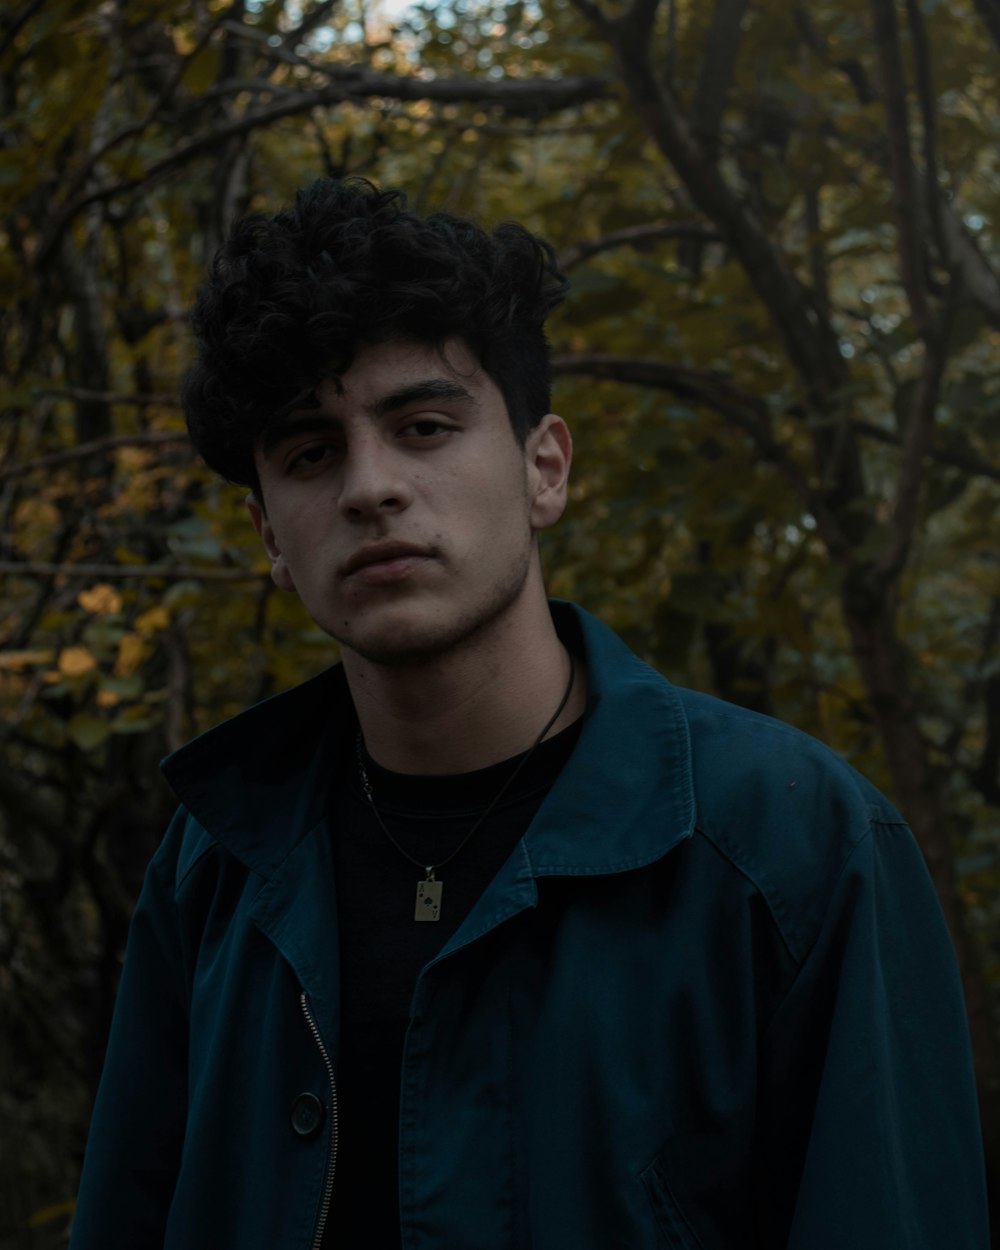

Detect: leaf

[135,605,170,634]
[77,584,124,616]
[67,712,110,752]
[114,633,146,678]
[181,46,222,94]
[58,647,97,677]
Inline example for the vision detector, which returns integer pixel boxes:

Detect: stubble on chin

[333,558,533,671]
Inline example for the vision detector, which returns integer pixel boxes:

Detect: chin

[337,614,479,669]
[330,575,532,670]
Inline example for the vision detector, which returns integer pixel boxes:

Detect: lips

[342,541,434,580]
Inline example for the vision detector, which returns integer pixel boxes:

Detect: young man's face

[248,338,571,667]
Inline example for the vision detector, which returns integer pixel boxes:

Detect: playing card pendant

[415,872,442,922]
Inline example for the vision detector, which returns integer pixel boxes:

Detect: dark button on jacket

[290,1093,325,1138]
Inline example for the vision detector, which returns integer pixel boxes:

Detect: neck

[343,592,586,775]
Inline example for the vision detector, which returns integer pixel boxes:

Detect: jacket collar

[160,601,695,879]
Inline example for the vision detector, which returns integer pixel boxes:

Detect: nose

[338,436,412,521]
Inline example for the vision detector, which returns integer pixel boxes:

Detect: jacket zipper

[300,990,339,1250]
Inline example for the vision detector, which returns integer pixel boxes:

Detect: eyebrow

[260,378,479,458]
[371,378,479,418]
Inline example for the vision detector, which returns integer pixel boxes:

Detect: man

[71,178,988,1249]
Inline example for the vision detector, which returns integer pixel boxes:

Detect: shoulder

[147,805,226,899]
[674,686,908,961]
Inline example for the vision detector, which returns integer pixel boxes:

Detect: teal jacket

[70,603,988,1249]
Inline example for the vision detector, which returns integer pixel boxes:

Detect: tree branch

[876,322,951,582]
[689,0,749,163]
[869,0,931,335]
[55,6,246,233]
[284,0,343,46]
[572,2,849,408]
[798,4,1000,329]
[851,419,1000,482]
[36,69,609,272]
[557,221,719,271]
[568,2,869,545]
[551,352,850,558]
[935,192,1000,328]
[904,0,947,265]
[623,0,663,44]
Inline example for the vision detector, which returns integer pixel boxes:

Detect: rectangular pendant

[415,878,443,922]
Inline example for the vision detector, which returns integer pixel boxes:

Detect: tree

[1,0,997,1242]
[550,0,1000,1214]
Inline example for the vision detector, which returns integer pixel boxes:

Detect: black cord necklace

[356,651,576,922]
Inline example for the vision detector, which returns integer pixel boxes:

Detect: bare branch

[936,194,1000,328]
[852,419,1000,483]
[624,0,663,44]
[557,221,720,271]
[690,0,750,163]
[869,0,930,331]
[904,0,947,264]
[219,16,342,74]
[876,322,951,582]
[284,0,342,46]
[805,188,830,323]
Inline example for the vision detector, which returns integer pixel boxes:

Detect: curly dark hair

[183,177,569,491]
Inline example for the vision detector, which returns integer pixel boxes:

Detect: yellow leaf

[58,646,97,676]
[96,688,121,708]
[77,583,124,616]
[135,605,170,634]
[115,633,145,677]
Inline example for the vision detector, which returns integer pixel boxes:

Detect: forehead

[339,338,487,393]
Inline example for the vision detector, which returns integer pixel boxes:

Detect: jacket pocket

[640,1153,707,1250]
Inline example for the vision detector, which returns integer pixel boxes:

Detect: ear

[246,493,297,592]
[525,414,572,531]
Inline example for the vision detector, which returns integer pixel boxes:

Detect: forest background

[2,0,999,1243]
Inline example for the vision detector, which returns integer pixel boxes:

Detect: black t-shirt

[325,717,581,1247]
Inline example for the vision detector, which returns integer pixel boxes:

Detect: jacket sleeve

[759,815,990,1249]
[70,815,189,1250]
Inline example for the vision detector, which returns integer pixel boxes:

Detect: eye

[288,443,339,471]
[401,418,452,439]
